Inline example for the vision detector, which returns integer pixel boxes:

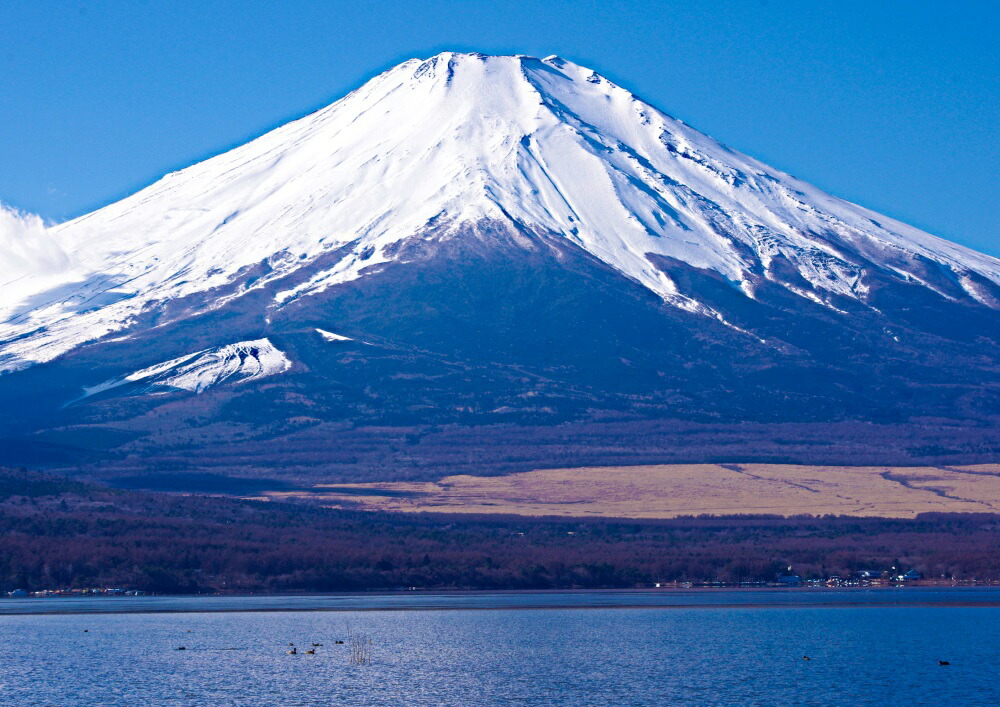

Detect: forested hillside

[2,468,998,594]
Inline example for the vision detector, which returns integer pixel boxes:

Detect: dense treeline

[12,418,1000,485]
[1,468,999,594]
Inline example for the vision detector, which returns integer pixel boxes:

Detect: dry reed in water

[347,626,373,665]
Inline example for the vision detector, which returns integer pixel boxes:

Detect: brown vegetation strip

[262,463,1000,519]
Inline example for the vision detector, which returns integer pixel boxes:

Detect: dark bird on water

[287,647,298,655]
[176,647,186,651]
[305,649,316,655]
[311,643,323,647]
[939,661,950,666]
[803,656,810,661]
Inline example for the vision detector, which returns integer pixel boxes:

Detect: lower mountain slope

[2,222,999,481]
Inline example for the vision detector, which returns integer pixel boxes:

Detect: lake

[1,589,998,705]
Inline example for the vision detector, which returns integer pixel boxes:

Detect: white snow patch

[315,328,352,342]
[78,338,290,399]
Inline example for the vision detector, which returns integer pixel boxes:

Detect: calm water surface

[0,591,997,705]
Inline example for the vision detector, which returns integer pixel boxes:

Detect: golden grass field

[259,463,1000,519]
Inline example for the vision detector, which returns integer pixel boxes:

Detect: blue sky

[1,0,997,254]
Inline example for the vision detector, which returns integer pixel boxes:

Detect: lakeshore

[3,586,1000,615]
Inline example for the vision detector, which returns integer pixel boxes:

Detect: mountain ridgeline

[2,52,999,480]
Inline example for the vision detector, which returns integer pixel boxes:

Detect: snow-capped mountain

[2,52,998,374]
[2,52,999,476]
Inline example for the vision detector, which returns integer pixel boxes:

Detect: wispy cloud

[0,202,70,283]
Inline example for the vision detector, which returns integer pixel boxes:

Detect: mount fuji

[3,52,1000,480]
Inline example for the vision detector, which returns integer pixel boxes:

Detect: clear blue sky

[1,0,997,254]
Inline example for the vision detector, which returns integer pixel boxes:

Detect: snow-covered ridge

[77,338,290,399]
[2,51,999,374]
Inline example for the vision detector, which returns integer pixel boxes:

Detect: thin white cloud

[0,202,70,285]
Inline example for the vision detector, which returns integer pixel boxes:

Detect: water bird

[287,647,298,655]
[335,640,345,645]
[176,647,186,651]
[305,648,316,655]
[803,656,811,661]
[311,643,323,647]
[939,660,950,666]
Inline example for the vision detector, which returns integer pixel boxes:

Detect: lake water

[1,589,998,705]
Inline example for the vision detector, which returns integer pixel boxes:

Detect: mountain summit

[2,52,1000,477]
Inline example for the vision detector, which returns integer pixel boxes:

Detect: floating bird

[287,647,298,655]
[176,647,186,651]
[803,656,811,661]
[335,640,345,645]
[311,643,323,647]
[939,661,950,666]
[83,630,89,633]
[305,649,316,655]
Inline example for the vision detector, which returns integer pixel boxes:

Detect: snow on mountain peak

[2,51,999,374]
